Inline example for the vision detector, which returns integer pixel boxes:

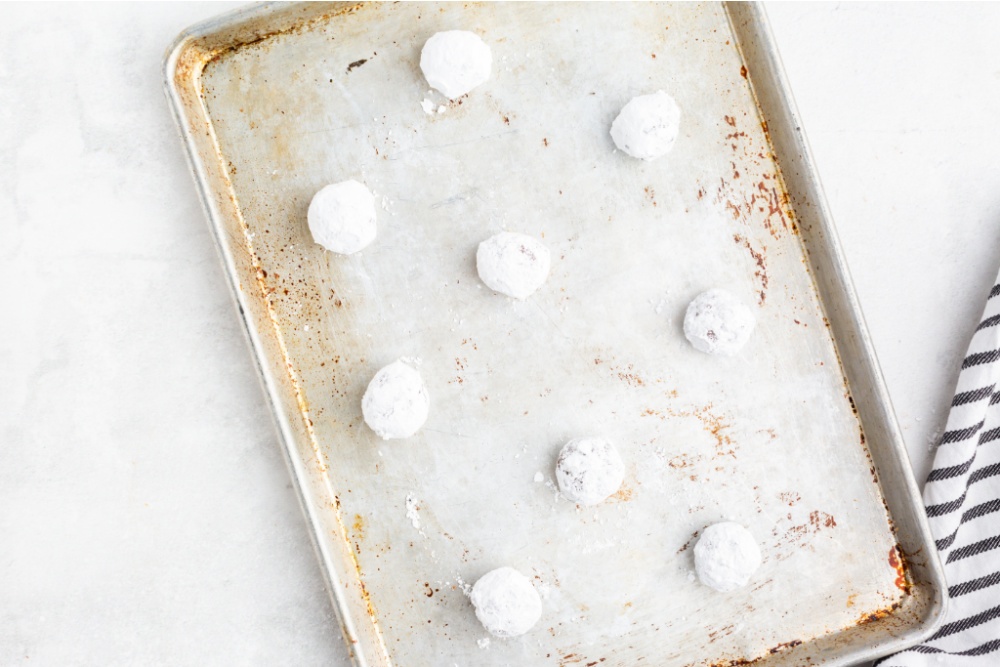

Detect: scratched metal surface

[164,3,945,666]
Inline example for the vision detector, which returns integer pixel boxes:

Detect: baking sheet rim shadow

[161,2,948,665]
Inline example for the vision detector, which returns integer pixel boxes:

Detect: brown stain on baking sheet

[703,637,803,666]
[707,623,737,644]
[783,510,837,542]
[346,57,368,72]
[611,485,635,502]
[732,233,768,305]
[644,185,657,207]
[559,654,606,666]
[201,3,365,66]
[889,545,910,592]
[350,514,365,554]
[778,491,800,506]
[664,404,736,458]
[603,361,646,387]
[676,530,699,554]
[768,639,802,654]
[809,510,837,530]
[855,600,902,627]
[667,453,699,469]
[708,110,799,288]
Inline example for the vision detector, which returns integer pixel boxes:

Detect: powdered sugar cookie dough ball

[470,567,542,638]
[361,360,429,440]
[610,91,682,161]
[476,232,550,299]
[555,437,625,506]
[683,288,755,356]
[307,180,377,255]
[694,522,762,592]
[420,30,492,99]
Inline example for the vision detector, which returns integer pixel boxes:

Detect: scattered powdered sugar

[470,567,542,638]
[581,539,617,554]
[405,494,422,531]
[307,180,377,255]
[533,471,544,483]
[610,91,682,161]
[420,98,450,115]
[420,30,492,99]
[476,231,551,299]
[455,573,473,596]
[361,360,430,439]
[694,522,761,592]
[476,637,490,649]
[555,437,625,506]
[683,288,756,356]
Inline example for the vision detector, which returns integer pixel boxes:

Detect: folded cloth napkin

[878,280,1000,665]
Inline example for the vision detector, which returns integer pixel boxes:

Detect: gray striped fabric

[879,282,1000,665]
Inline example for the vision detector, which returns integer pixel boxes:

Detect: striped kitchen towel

[878,280,1000,665]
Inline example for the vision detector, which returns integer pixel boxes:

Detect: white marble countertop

[2,3,999,664]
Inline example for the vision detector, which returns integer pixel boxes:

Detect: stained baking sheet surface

[167,3,938,665]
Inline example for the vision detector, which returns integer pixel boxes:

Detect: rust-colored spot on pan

[352,514,365,540]
[855,600,902,626]
[705,636,802,666]
[611,485,635,502]
[676,530,699,554]
[346,57,368,72]
[732,233,768,305]
[769,639,802,654]
[889,545,910,592]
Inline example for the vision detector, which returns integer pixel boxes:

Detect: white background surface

[2,2,999,665]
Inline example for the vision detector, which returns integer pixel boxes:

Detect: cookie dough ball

[694,522,762,592]
[420,30,492,99]
[683,288,756,356]
[610,91,682,161]
[555,437,625,506]
[307,180,377,255]
[361,360,429,440]
[476,232,550,299]
[470,567,542,638]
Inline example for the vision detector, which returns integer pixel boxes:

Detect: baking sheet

[165,3,946,665]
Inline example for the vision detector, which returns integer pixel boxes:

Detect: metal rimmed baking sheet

[164,3,946,665]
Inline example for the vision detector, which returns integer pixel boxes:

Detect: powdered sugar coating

[420,30,492,99]
[555,437,625,506]
[307,180,377,255]
[694,522,762,592]
[610,91,682,161]
[683,288,756,356]
[361,360,429,440]
[470,567,542,638]
[476,232,550,299]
